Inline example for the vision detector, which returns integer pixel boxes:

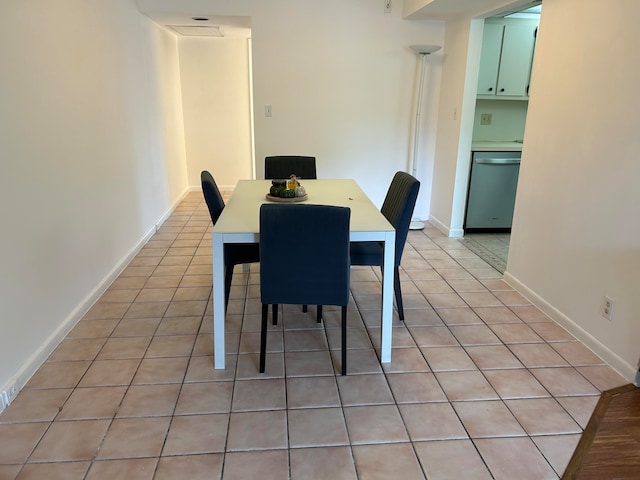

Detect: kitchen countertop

[471,141,523,152]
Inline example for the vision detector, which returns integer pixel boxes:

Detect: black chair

[259,204,351,375]
[201,170,260,309]
[264,156,317,180]
[350,171,420,321]
[265,155,317,314]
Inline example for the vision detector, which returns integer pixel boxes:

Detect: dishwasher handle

[474,157,521,165]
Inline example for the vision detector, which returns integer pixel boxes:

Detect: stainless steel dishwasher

[464,151,521,230]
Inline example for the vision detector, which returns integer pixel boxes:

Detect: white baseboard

[0,188,189,413]
[428,215,464,238]
[503,271,637,382]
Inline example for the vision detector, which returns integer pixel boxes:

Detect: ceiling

[142,12,251,38]
[406,0,541,20]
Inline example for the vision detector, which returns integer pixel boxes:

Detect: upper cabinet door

[477,24,504,95]
[496,24,537,96]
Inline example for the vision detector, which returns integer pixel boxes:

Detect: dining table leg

[380,230,395,363]
[212,233,226,369]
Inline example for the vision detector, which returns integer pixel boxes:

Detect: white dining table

[211,179,395,369]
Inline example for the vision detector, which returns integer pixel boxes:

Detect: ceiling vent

[169,25,224,37]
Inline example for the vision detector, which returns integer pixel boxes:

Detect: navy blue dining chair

[259,203,351,375]
[201,170,260,310]
[350,171,420,321]
[264,156,317,180]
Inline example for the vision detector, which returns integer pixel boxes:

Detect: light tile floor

[0,192,628,479]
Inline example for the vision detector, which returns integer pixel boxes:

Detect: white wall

[139,0,445,215]
[428,17,483,236]
[178,37,253,189]
[0,0,188,403]
[506,0,640,379]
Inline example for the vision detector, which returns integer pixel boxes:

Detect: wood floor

[563,383,640,479]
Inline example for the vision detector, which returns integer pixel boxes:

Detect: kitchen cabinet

[477,21,537,98]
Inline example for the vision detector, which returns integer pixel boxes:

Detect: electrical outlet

[480,113,492,125]
[1,379,18,408]
[601,295,614,321]
[384,0,392,13]
[264,105,272,117]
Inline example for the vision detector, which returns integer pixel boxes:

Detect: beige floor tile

[400,402,468,441]
[230,378,285,412]
[530,367,600,396]
[414,439,492,479]
[352,443,424,480]
[14,461,90,480]
[236,352,285,379]
[0,388,72,423]
[85,458,157,480]
[407,326,459,347]
[155,316,201,335]
[529,322,576,342]
[288,407,349,447]
[336,373,394,406]
[556,395,599,429]
[286,376,341,409]
[402,308,444,326]
[510,305,553,323]
[48,338,106,361]
[474,437,557,479]
[79,359,140,387]
[226,411,287,451]
[97,417,170,459]
[145,334,196,357]
[29,420,110,462]
[453,400,525,438]
[421,346,476,371]
[483,368,550,399]
[67,319,119,338]
[155,454,223,480]
[386,372,447,403]
[343,405,409,444]
[576,365,628,391]
[96,336,152,359]
[506,398,581,435]
[175,381,234,414]
[425,292,467,308]
[489,323,544,344]
[285,350,337,377]
[132,357,189,384]
[0,422,49,463]
[24,361,91,390]
[222,450,289,480]
[532,434,581,476]
[56,386,127,420]
[163,414,229,455]
[290,446,357,479]
[435,371,499,401]
[436,307,483,325]
[509,343,569,368]
[449,325,501,346]
[380,347,430,373]
[465,345,524,370]
[112,318,161,337]
[473,306,522,324]
[117,384,181,417]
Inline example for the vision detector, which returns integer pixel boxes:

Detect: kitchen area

[462,4,540,271]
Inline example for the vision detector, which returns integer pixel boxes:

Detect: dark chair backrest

[381,171,420,266]
[201,170,225,224]
[264,156,317,180]
[259,204,350,307]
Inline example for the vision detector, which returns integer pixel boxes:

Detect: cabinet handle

[488,87,493,92]
[500,88,505,92]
